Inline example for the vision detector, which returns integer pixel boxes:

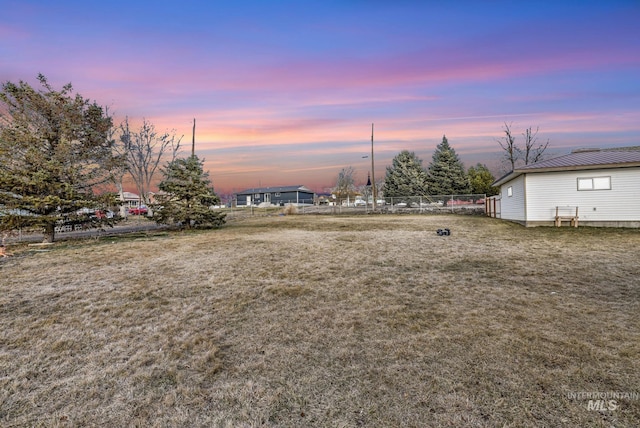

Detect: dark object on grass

[437,228,451,236]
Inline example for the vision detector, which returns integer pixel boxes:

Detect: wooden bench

[555,206,579,228]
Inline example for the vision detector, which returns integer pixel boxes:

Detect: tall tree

[332,166,357,201]
[119,117,182,209]
[497,122,550,171]
[426,135,471,195]
[522,126,549,165]
[382,150,429,197]
[153,155,225,229]
[101,108,129,217]
[497,122,519,171]
[0,75,122,243]
[468,163,498,196]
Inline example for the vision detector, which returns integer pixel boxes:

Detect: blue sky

[1,0,639,193]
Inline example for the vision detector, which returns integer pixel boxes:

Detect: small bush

[282,204,298,215]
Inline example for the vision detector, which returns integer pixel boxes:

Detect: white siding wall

[499,174,526,221]
[525,167,640,221]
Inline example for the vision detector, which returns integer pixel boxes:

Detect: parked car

[93,210,115,219]
[354,199,367,207]
[128,206,148,215]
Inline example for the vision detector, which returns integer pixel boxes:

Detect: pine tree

[382,150,430,197]
[0,75,122,243]
[468,163,499,196]
[426,135,471,195]
[153,155,225,229]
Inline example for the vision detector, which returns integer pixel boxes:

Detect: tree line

[0,75,225,243]
[1,75,551,242]
[334,136,499,201]
[334,126,550,201]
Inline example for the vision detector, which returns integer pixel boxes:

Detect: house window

[254,193,260,198]
[275,192,281,197]
[577,176,611,191]
[507,186,513,197]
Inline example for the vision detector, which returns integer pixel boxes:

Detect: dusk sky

[1,0,639,194]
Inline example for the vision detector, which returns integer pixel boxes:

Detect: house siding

[525,167,640,223]
[236,188,315,206]
[499,174,526,222]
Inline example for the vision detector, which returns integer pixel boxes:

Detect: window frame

[577,176,611,191]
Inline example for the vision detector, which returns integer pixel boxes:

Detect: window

[507,186,513,197]
[254,193,260,198]
[578,176,611,191]
[275,192,281,197]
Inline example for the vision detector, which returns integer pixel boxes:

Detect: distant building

[235,185,315,207]
[121,191,143,208]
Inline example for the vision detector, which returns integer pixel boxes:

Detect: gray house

[236,185,315,207]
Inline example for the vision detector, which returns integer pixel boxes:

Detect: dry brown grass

[1,215,639,427]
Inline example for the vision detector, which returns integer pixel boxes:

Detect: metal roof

[493,146,640,187]
[519,147,640,170]
[236,185,313,195]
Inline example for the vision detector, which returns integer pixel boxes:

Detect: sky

[1,0,639,195]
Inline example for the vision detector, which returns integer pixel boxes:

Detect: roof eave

[492,171,522,187]
[492,162,640,187]
[520,162,640,173]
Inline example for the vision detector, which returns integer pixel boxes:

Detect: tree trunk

[116,180,128,217]
[43,223,55,243]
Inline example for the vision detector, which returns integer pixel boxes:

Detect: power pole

[191,118,196,157]
[371,123,377,210]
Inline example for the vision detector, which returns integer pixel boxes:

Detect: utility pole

[191,118,196,157]
[371,123,376,210]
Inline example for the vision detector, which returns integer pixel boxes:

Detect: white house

[491,146,640,227]
[121,191,143,208]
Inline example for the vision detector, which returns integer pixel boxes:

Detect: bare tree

[497,122,520,171]
[522,126,549,165]
[119,117,182,207]
[497,123,550,171]
[99,108,129,216]
[333,166,357,203]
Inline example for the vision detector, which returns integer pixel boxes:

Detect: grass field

[1,214,639,427]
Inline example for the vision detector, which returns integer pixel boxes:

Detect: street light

[370,123,376,210]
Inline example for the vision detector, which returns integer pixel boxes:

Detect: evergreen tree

[426,135,471,195]
[382,150,430,197]
[0,75,122,243]
[153,155,225,229]
[468,163,499,196]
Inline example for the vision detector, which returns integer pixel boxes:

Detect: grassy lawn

[1,214,638,427]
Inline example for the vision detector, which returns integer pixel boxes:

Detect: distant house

[491,147,640,227]
[121,192,143,208]
[235,185,315,207]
